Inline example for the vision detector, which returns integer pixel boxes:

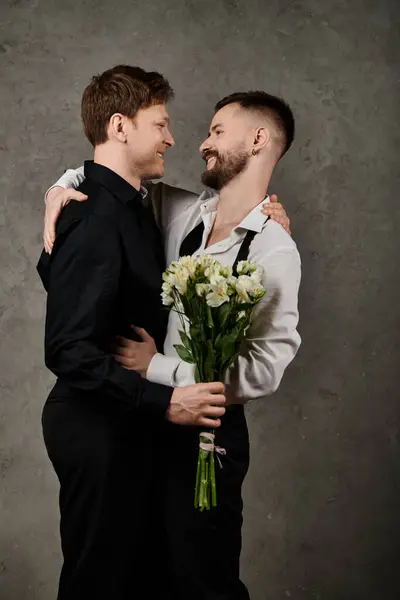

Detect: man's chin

[201,169,221,190]
[143,167,164,181]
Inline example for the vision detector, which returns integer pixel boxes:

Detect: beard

[201,144,249,191]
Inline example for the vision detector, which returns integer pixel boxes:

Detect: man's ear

[252,127,270,154]
[109,113,126,142]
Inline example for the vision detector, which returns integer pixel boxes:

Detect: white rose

[235,275,252,302]
[220,265,233,278]
[236,260,250,276]
[162,281,173,294]
[196,283,209,297]
[169,267,190,295]
[161,291,174,306]
[250,265,263,284]
[206,276,229,307]
[197,254,216,274]
[205,265,221,280]
[179,255,197,278]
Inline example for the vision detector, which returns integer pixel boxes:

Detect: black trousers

[42,396,250,600]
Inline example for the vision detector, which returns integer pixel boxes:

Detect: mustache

[202,152,219,163]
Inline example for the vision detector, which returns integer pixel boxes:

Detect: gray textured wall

[1,0,399,598]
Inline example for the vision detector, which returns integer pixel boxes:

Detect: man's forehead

[139,103,169,122]
[210,103,244,129]
[152,103,170,120]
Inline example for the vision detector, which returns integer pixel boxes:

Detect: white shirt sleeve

[145,182,199,233]
[147,248,301,403]
[44,166,85,200]
[44,168,199,236]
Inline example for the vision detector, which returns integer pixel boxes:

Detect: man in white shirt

[44,90,300,600]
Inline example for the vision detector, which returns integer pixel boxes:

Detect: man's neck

[215,165,273,228]
[94,146,141,191]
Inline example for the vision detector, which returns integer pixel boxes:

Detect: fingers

[115,336,134,348]
[74,192,89,202]
[269,193,278,203]
[113,347,130,358]
[204,393,226,406]
[43,190,88,254]
[131,325,152,342]
[199,417,222,428]
[199,381,225,395]
[43,208,58,254]
[261,202,285,215]
[202,404,226,418]
[114,354,131,368]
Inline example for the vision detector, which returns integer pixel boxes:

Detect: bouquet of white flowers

[162,254,266,511]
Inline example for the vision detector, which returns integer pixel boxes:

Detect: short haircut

[215,91,295,158]
[81,65,174,147]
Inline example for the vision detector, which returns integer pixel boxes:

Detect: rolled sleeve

[44,165,85,201]
[147,352,197,387]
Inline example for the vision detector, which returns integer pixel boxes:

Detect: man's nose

[199,139,210,155]
[165,130,175,148]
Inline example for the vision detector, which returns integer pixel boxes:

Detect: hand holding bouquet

[162,254,266,510]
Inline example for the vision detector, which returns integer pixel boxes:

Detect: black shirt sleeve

[44,211,173,417]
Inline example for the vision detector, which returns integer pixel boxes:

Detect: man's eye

[215,130,223,136]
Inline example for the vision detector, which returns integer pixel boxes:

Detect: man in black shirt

[37,65,226,600]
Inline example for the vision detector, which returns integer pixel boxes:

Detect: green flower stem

[200,454,206,510]
[205,461,209,509]
[194,452,201,509]
[210,451,217,507]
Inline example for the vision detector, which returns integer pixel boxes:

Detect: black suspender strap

[231,230,257,276]
[179,221,205,259]
[178,217,270,276]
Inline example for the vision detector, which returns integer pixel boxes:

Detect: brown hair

[81,65,174,146]
[215,91,295,158]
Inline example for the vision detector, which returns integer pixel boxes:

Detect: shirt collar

[199,191,270,233]
[84,160,146,205]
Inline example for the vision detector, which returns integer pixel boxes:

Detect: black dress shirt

[37,161,172,417]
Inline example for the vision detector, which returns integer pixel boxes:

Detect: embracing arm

[147,248,301,403]
[42,166,198,253]
[45,166,85,199]
[43,211,172,416]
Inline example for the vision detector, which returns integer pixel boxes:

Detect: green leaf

[221,346,242,376]
[216,303,231,328]
[190,324,204,343]
[204,340,216,382]
[206,304,214,328]
[194,363,202,383]
[174,344,195,364]
[232,302,254,312]
[220,326,241,366]
[179,329,191,347]
[180,295,193,317]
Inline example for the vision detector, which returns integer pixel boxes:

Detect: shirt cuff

[44,184,66,202]
[147,353,181,387]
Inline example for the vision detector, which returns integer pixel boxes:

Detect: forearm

[44,213,172,417]
[45,166,85,201]
[146,341,300,406]
[45,337,172,417]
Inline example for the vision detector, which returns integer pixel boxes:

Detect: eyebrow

[158,117,170,125]
[208,122,223,136]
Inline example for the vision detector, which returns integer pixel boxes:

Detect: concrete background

[1,0,399,598]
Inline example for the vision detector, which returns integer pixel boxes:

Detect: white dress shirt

[48,167,301,404]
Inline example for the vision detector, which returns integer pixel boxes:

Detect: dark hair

[215,91,295,158]
[81,65,174,147]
